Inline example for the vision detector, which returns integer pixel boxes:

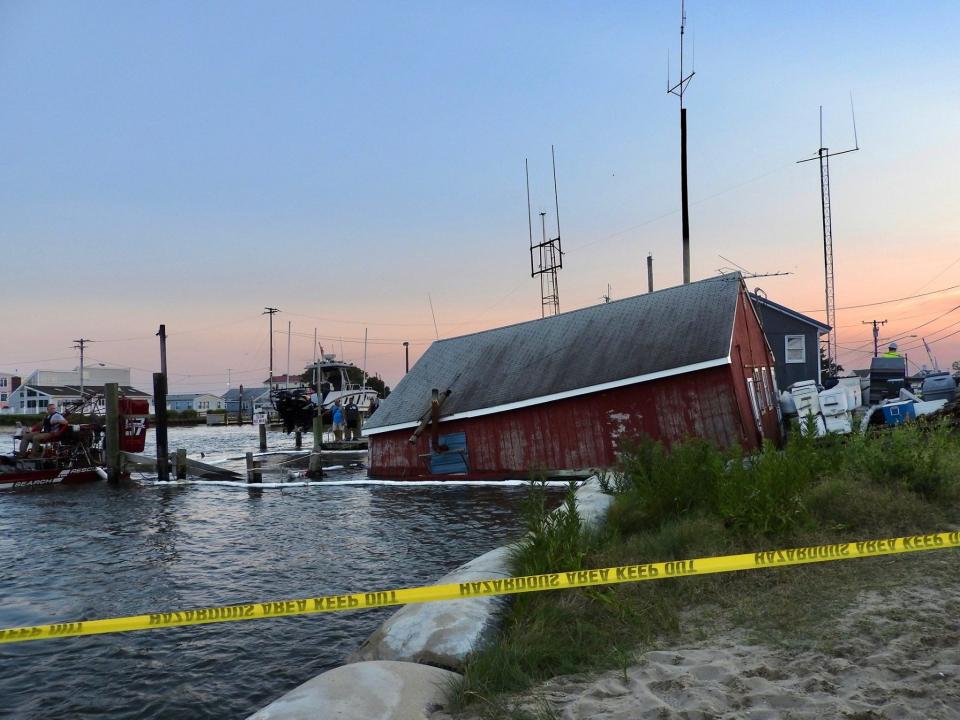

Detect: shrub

[610,436,726,534]
[512,479,589,576]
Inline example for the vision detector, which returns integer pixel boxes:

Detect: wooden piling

[253,459,262,483]
[295,430,302,449]
[259,423,267,451]
[308,416,323,478]
[152,372,170,482]
[175,449,187,479]
[245,452,255,483]
[104,383,120,483]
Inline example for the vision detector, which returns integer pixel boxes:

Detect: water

[0,425,559,719]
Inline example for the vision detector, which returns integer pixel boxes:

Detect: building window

[0,377,6,387]
[761,367,773,410]
[0,393,6,402]
[746,378,762,432]
[785,335,806,364]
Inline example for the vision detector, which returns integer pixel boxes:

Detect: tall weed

[512,479,588,576]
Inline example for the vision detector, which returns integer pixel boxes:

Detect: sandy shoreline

[438,551,960,719]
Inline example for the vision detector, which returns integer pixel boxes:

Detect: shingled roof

[365,274,744,434]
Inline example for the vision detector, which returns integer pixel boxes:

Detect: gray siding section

[754,306,821,388]
[366,275,742,430]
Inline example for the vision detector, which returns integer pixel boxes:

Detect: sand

[437,552,960,719]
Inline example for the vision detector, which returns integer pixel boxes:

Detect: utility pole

[667,0,695,284]
[402,341,410,374]
[263,307,280,393]
[72,338,90,401]
[862,319,887,357]
[647,253,654,293]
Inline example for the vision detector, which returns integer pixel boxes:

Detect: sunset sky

[2,1,958,392]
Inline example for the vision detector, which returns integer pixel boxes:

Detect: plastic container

[790,380,821,417]
[920,373,957,402]
[818,386,849,417]
[881,401,916,426]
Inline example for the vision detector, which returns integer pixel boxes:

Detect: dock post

[245,452,261,484]
[104,382,120,483]
[253,459,262,483]
[153,372,170,482]
[295,430,302,450]
[259,423,267,451]
[308,416,323,478]
[175,449,187,479]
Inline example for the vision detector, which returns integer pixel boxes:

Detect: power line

[802,283,960,313]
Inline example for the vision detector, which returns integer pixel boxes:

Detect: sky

[2,1,959,392]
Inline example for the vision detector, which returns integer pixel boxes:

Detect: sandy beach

[438,550,960,719]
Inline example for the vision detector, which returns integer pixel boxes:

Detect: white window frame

[746,378,762,431]
[761,367,773,410]
[785,335,806,364]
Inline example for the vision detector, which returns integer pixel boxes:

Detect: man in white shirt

[18,403,69,457]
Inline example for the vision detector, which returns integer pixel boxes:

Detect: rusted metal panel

[369,364,746,479]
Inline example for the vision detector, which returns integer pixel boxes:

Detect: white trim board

[363,356,732,437]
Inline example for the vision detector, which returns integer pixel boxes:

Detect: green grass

[450,420,960,717]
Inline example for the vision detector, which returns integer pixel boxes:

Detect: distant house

[0,373,21,413]
[750,294,831,388]
[364,274,782,480]
[166,393,224,414]
[222,387,272,413]
[7,384,152,414]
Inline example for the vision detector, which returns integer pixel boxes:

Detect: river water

[0,425,560,719]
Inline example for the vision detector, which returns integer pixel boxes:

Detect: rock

[349,476,613,671]
[574,476,615,530]
[348,545,513,670]
[246,660,460,720]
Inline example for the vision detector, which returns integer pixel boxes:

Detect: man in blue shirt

[331,400,345,442]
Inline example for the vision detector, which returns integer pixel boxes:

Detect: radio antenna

[797,98,861,368]
[667,0,695,284]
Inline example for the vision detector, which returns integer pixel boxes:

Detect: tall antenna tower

[526,146,564,317]
[667,0,695,284]
[797,99,859,367]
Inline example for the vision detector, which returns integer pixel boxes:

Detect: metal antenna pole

[527,152,564,317]
[798,101,860,368]
[667,0,695,284]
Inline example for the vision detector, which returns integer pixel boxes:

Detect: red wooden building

[365,274,781,479]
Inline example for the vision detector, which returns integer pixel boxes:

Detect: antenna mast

[798,100,860,368]
[667,0,695,284]
[527,147,564,317]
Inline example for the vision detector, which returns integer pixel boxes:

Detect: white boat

[272,354,380,432]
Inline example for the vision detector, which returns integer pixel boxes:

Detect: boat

[272,354,380,433]
[0,424,107,489]
[0,396,149,490]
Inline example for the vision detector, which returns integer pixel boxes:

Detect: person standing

[331,400,346,442]
[882,342,901,358]
[18,403,68,457]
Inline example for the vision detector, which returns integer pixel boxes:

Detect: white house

[166,393,224,414]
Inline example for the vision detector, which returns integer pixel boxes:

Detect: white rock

[247,660,460,720]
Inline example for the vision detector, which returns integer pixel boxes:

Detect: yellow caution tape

[2,530,959,644]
